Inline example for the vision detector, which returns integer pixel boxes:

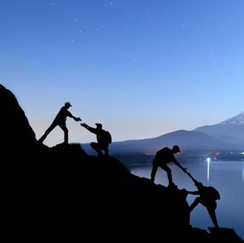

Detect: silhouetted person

[187,172,220,228]
[150,146,187,187]
[81,123,112,156]
[38,102,81,144]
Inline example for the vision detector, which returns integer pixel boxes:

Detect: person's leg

[90,142,102,156]
[104,147,109,156]
[160,163,173,185]
[189,197,200,212]
[59,122,69,144]
[38,122,57,143]
[151,159,158,183]
[207,202,219,228]
[207,208,219,228]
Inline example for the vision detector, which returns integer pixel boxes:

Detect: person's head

[172,145,181,154]
[95,123,103,130]
[65,102,72,109]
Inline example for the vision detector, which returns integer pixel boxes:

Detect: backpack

[103,130,112,144]
[206,186,220,200]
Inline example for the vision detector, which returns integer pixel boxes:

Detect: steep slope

[0,84,191,240]
[0,84,39,158]
[4,143,243,242]
[2,84,243,242]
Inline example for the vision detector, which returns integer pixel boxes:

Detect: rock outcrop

[0,84,38,158]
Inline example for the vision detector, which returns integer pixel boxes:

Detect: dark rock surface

[1,85,243,242]
[1,85,36,145]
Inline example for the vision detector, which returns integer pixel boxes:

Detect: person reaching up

[187,172,220,228]
[81,123,112,157]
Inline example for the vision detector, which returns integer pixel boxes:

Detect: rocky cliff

[1,85,243,242]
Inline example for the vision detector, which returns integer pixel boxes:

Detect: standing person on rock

[38,102,81,144]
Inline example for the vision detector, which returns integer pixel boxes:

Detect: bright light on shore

[207,158,211,181]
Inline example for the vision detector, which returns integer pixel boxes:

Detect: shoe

[168,183,178,189]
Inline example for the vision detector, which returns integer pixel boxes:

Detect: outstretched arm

[72,115,81,122]
[173,159,187,173]
[80,123,97,134]
[67,110,81,122]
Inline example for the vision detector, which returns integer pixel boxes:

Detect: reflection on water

[207,160,210,181]
[131,161,244,240]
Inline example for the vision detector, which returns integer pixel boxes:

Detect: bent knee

[90,142,97,148]
[160,164,171,173]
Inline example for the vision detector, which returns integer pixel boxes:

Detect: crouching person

[81,123,112,157]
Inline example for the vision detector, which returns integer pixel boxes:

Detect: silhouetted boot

[63,137,68,145]
[168,182,177,189]
[97,151,103,157]
[104,148,109,157]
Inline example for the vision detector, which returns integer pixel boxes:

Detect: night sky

[1,0,244,146]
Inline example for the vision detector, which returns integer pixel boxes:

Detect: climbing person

[187,172,220,228]
[38,102,81,144]
[80,123,112,156]
[150,146,187,187]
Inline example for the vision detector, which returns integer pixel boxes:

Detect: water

[131,161,244,239]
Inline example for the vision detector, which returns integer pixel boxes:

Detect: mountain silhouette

[194,112,244,149]
[81,113,244,155]
[219,112,244,125]
[82,130,225,155]
[1,84,243,242]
